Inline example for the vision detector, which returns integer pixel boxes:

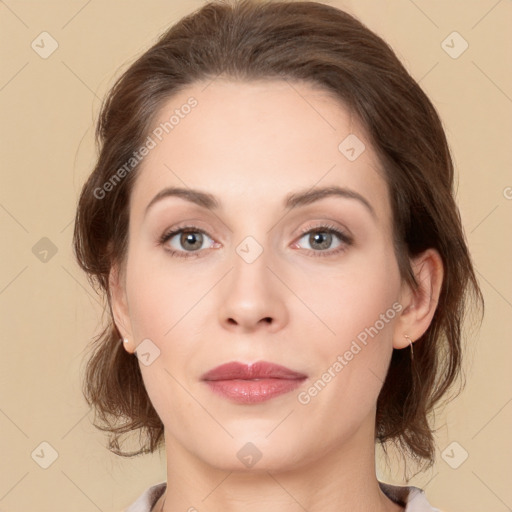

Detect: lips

[201,361,307,404]
[201,361,307,381]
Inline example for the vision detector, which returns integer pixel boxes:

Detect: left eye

[295,228,347,252]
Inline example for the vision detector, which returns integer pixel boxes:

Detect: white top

[123,481,442,511]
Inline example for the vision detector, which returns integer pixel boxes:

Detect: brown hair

[73,0,483,471]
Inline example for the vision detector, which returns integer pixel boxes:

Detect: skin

[110,79,443,512]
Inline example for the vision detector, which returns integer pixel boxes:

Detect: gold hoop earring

[404,334,414,360]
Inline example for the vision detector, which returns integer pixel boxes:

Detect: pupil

[182,232,202,250]
[311,232,331,250]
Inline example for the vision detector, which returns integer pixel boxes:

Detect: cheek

[304,245,401,350]
[297,262,401,433]
[124,254,198,340]
[297,244,401,409]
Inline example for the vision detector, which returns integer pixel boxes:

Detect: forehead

[130,78,389,221]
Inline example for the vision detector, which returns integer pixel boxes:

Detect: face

[113,79,406,472]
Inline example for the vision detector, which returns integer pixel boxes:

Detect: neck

[157,415,403,512]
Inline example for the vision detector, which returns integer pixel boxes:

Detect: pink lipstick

[201,361,307,404]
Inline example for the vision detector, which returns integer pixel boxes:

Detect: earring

[404,334,414,360]
[122,338,133,354]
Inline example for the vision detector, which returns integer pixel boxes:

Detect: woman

[73,1,483,511]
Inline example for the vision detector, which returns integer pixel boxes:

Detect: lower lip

[204,378,306,404]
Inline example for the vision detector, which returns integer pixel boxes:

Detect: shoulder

[123,482,166,512]
[379,481,443,512]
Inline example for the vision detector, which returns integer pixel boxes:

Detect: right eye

[159,226,218,258]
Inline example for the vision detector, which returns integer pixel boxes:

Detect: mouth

[201,361,308,404]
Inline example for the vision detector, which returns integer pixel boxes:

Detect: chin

[191,434,311,474]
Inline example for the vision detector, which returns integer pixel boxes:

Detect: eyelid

[296,221,353,242]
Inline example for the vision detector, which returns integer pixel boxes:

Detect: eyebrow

[144,185,375,218]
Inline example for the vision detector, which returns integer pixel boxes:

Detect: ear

[109,263,135,354]
[393,248,444,349]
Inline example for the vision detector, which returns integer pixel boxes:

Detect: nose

[217,244,289,334]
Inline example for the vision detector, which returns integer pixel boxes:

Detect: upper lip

[201,361,307,381]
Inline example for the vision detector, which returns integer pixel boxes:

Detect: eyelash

[158,223,353,259]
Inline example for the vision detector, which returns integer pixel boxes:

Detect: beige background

[1,1,511,511]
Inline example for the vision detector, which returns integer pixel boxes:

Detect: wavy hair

[73,0,483,472]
